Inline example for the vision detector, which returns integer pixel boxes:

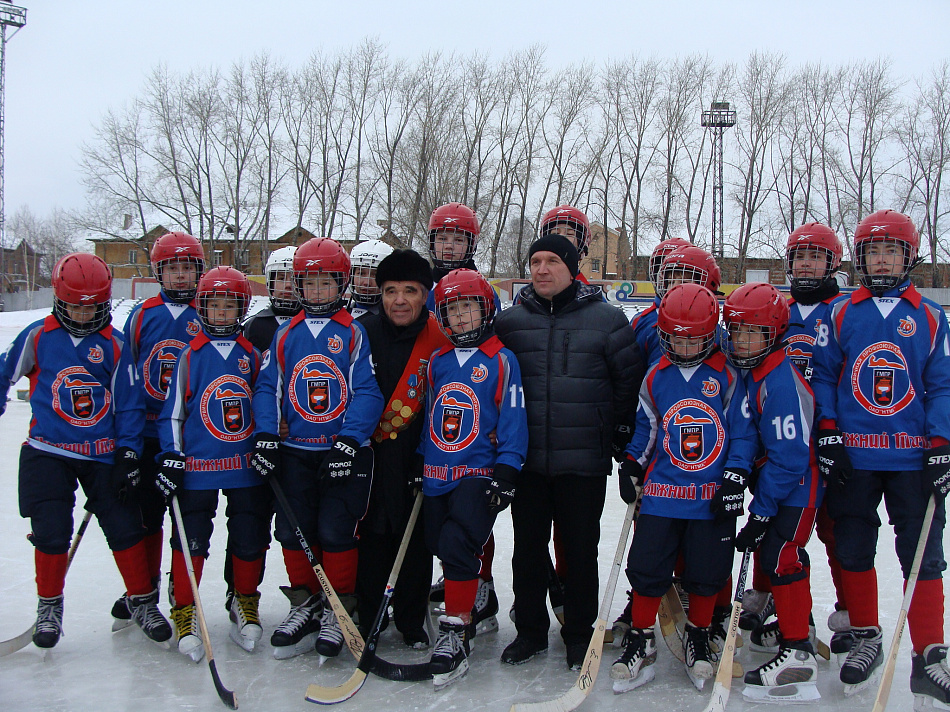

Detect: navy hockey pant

[138,438,166,537]
[424,477,495,582]
[169,485,271,560]
[18,444,144,554]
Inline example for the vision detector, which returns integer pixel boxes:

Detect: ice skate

[830,629,855,664]
[110,594,133,632]
[430,615,471,689]
[742,639,820,704]
[739,589,774,631]
[610,627,657,694]
[710,605,743,653]
[610,590,633,648]
[128,588,172,648]
[911,644,950,711]
[270,586,321,660]
[170,604,203,662]
[473,579,499,635]
[840,625,882,696]
[315,599,350,659]
[228,591,262,652]
[33,594,64,649]
[683,622,714,690]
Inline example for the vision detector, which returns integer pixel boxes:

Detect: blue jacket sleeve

[111,333,145,453]
[810,308,843,424]
[0,321,41,408]
[626,371,660,467]
[722,371,757,473]
[337,321,385,445]
[922,304,950,442]
[251,335,284,436]
[494,349,528,470]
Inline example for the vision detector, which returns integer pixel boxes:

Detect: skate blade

[611,666,656,694]
[843,669,882,697]
[742,682,820,704]
[686,665,712,691]
[271,633,317,660]
[229,625,261,652]
[475,615,498,635]
[146,634,171,651]
[914,693,950,711]
[433,659,469,690]
[179,641,204,664]
[111,618,134,633]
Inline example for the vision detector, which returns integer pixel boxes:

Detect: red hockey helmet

[657,245,722,297]
[540,205,593,256]
[293,237,351,315]
[434,268,497,347]
[52,252,113,336]
[196,266,252,337]
[854,210,921,294]
[428,202,480,270]
[656,283,720,366]
[721,282,790,369]
[149,231,206,303]
[648,237,691,291]
[785,222,843,292]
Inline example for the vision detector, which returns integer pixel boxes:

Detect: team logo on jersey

[288,354,348,423]
[662,399,725,471]
[430,383,480,453]
[701,378,720,397]
[87,345,104,363]
[237,355,250,374]
[143,339,186,399]
[186,319,201,337]
[327,335,343,354]
[471,364,488,383]
[898,316,916,337]
[51,366,111,427]
[198,376,253,442]
[851,342,915,416]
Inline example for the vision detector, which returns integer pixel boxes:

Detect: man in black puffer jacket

[495,234,644,670]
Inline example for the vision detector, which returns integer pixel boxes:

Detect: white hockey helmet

[349,239,394,306]
[265,245,299,313]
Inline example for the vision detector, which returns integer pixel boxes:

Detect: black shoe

[501,636,548,665]
[911,644,950,707]
[566,642,588,670]
[840,626,882,685]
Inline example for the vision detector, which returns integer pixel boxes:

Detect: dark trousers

[139,438,166,536]
[425,478,496,581]
[757,505,816,586]
[511,470,607,647]
[170,485,271,560]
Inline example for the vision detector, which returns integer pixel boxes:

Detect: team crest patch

[51,366,111,427]
[327,335,343,354]
[851,342,914,416]
[701,378,720,397]
[237,355,250,374]
[144,339,185,399]
[87,345,104,363]
[288,354,348,423]
[784,333,815,376]
[471,364,488,383]
[186,319,201,336]
[898,317,916,337]
[430,383,480,453]
[199,376,253,442]
[662,399,725,471]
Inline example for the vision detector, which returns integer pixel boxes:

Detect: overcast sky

[5,0,949,222]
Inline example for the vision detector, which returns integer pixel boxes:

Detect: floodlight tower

[700,101,736,259]
[0,1,26,303]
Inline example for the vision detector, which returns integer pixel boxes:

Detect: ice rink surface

[0,303,943,711]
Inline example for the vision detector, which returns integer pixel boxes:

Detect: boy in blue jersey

[812,210,950,705]
[251,237,385,660]
[0,253,170,649]
[113,231,206,628]
[155,267,269,660]
[421,268,528,688]
[610,283,756,694]
[721,283,825,703]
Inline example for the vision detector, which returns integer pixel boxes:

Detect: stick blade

[305,670,367,705]
[0,627,34,657]
[209,659,238,709]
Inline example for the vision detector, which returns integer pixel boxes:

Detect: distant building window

[128,250,138,265]
[213,251,223,267]
[591,258,601,273]
[236,249,249,268]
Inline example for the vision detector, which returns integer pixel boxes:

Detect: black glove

[486,464,518,515]
[618,458,645,505]
[112,446,141,504]
[611,423,634,463]
[319,436,360,485]
[817,427,853,486]
[408,453,424,495]
[710,468,748,522]
[155,451,186,503]
[924,443,950,498]
[735,513,771,552]
[250,433,281,480]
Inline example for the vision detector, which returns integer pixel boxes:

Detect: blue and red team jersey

[743,349,824,518]
[157,331,262,490]
[630,298,662,367]
[252,309,384,450]
[420,335,528,497]
[625,350,757,519]
[784,295,845,382]
[811,282,950,471]
[0,316,143,463]
[124,294,203,439]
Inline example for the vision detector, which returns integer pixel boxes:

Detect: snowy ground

[0,302,941,711]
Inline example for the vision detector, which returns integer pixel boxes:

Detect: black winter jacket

[494,282,644,477]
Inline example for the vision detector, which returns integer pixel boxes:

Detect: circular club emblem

[851,342,915,416]
[785,333,815,376]
[430,382,480,453]
[199,375,254,442]
[51,366,111,427]
[143,339,186,399]
[288,354,348,423]
[662,398,725,471]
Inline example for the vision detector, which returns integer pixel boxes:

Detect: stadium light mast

[0,1,26,306]
[701,101,736,259]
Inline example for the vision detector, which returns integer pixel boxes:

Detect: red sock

[144,529,164,583]
[282,547,320,594]
[841,568,879,628]
[112,540,152,596]
[444,578,479,619]
[478,534,495,582]
[553,524,566,579]
[232,555,263,596]
[687,593,717,628]
[773,577,812,641]
[908,578,944,653]
[715,577,733,607]
[170,549,204,606]
[815,507,847,609]
[751,552,773,593]
[35,550,68,598]
[322,548,358,595]
[631,593,663,629]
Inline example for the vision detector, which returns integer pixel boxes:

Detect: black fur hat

[375,248,434,291]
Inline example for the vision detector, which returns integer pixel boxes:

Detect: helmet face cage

[54,298,112,337]
[658,327,716,367]
[721,283,790,369]
[649,239,690,291]
[294,269,349,316]
[855,235,914,294]
[658,261,711,298]
[786,245,838,292]
[349,241,392,306]
[656,284,719,367]
[720,322,779,369]
[429,228,477,270]
[197,289,250,337]
[154,256,205,304]
[52,253,113,337]
[265,247,299,313]
[540,207,592,256]
[437,294,493,347]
